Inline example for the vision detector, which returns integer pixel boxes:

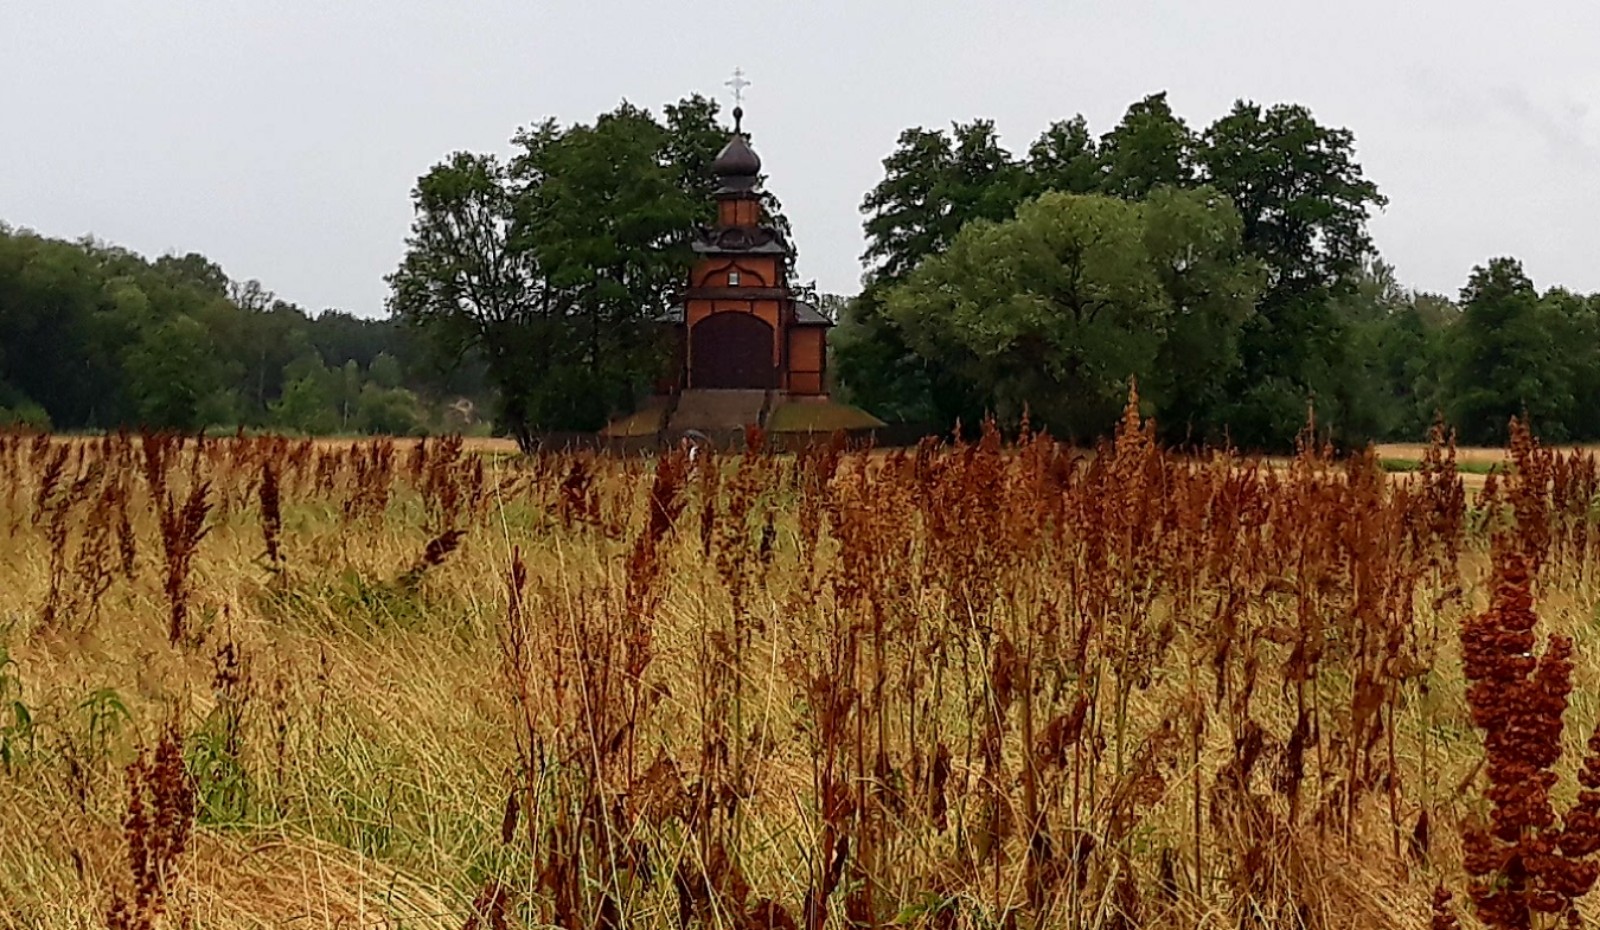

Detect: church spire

[712,68,760,195]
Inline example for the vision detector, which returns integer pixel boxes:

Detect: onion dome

[712,106,761,193]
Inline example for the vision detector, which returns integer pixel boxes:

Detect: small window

[727,271,741,286]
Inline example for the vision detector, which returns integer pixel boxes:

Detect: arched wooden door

[690,312,776,389]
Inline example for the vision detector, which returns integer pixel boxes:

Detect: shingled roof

[793,300,832,326]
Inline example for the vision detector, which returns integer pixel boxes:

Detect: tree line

[0,226,486,434]
[390,90,1596,449]
[5,91,1591,447]
[834,93,1600,448]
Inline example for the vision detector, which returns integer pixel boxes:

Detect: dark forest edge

[4,92,1596,450]
[0,226,492,437]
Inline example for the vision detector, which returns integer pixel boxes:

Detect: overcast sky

[3,1,1597,317]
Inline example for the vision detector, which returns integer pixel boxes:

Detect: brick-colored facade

[661,111,830,396]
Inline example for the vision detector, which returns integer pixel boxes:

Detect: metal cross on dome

[725,67,751,107]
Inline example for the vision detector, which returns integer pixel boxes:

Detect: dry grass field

[4,410,1600,929]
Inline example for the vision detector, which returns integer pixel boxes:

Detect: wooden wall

[786,326,826,395]
[717,198,762,227]
[691,257,777,289]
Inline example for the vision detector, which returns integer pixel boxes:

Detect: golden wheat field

[4,411,1600,930]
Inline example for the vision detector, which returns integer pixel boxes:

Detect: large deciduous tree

[1448,258,1571,444]
[1542,288,1600,438]
[1328,261,1458,443]
[1200,100,1387,446]
[1140,185,1265,443]
[388,151,538,437]
[842,120,1028,426]
[883,188,1260,438]
[509,104,703,432]
[1024,116,1102,198]
[861,120,1025,283]
[121,315,229,431]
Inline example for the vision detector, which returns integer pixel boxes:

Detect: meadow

[3,403,1600,930]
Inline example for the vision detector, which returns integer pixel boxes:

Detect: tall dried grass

[4,406,1600,928]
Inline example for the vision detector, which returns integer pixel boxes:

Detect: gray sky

[3,1,1597,317]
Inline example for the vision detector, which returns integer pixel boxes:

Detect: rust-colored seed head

[260,459,282,568]
[1459,545,1600,927]
[107,722,195,930]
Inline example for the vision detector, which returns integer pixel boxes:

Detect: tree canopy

[836,93,1594,450]
[885,188,1261,438]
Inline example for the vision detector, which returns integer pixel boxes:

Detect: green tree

[121,314,227,431]
[368,352,403,390]
[0,224,463,436]
[1098,93,1196,200]
[334,360,362,431]
[0,399,50,430]
[1327,261,1458,442]
[270,355,339,434]
[1544,288,1600,438]
[306,310,400,372]
[1448,258,1571,444]
[0,232,128,426]
[861,120,1026,283]
[154,253,229,297]
[1199,101,1387,447]
[200,297,311,423]
[1140,186,1264,443]
[846,120,1029,425]
[355,383,422,436]
[884,189,1258,438]
[509,102,705,429]
[388,151,542,442]
[1024,116,1103,197]
[830,293,960,425]
[846,97,1387,442]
